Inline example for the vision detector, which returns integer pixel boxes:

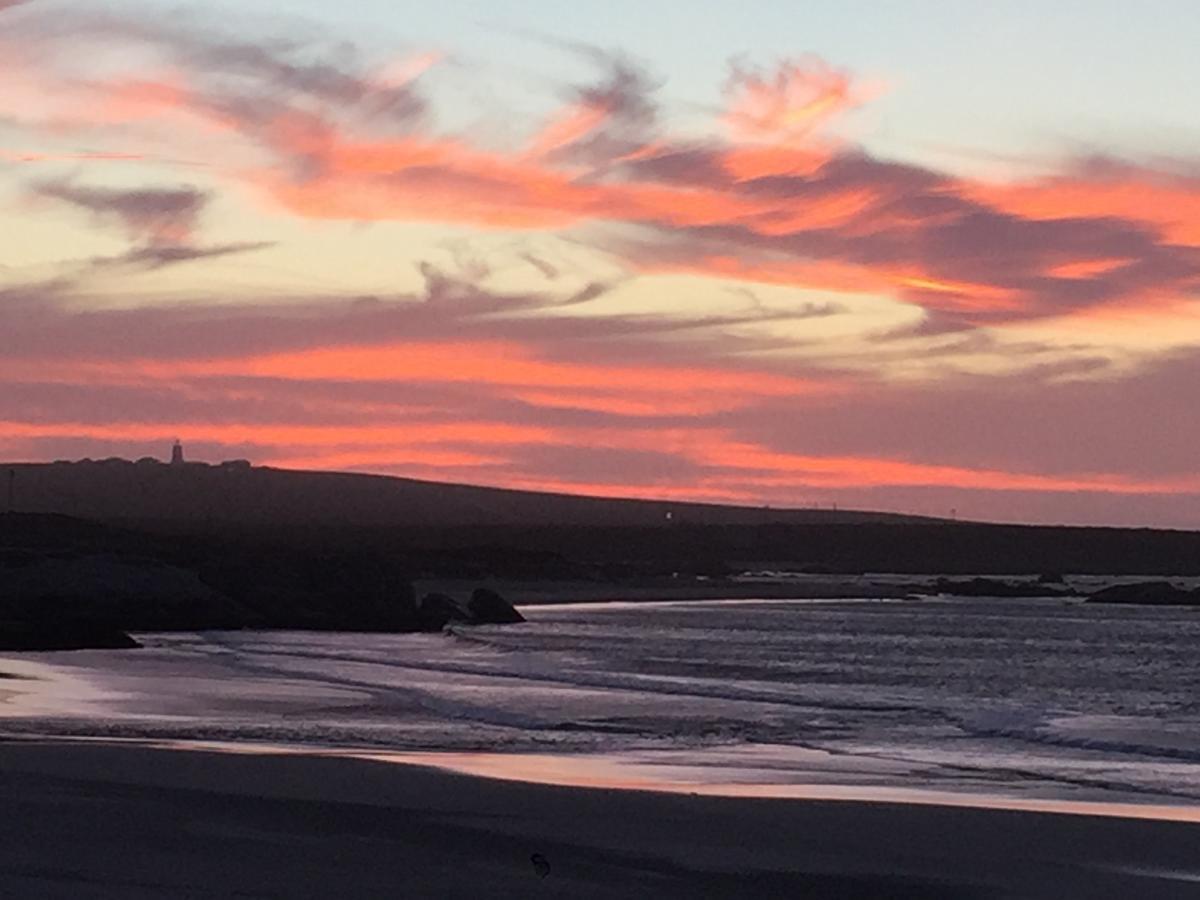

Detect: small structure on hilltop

[170,440,185,466]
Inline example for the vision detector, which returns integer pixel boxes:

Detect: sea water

[4,596,1200,810]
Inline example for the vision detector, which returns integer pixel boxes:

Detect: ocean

[4,595,1200,814]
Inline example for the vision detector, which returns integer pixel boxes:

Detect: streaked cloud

[2,3,1199,525]
[33,180,208,245]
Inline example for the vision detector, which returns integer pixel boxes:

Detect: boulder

[417,593,471,631]
[467,588,525,624]
[1085,581,1200,606]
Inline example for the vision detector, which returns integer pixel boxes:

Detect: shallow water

[4,596,1200,810]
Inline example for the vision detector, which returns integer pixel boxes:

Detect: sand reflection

[364,748,1200,824]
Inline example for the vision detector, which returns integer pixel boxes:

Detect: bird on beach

[530,853,551,879]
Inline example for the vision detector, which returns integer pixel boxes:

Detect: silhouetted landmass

[1085,581,1200,606]
[3,458,1200,649]
[5,461,1200,576]
[0,459,932,528]
[0,479,533,647]
[0,530,524,648]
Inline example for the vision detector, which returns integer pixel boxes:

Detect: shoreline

[1,738,1199,898]
[417,577,914,605]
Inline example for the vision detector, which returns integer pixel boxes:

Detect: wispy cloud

[3,5,1200,524]
[33,180,208,245]
[28,178,273,271]
[8,6,1198,326]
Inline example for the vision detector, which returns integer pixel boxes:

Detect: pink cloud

[7,11,1200,326]
[4,8,1200,526]
[723,56,866,146]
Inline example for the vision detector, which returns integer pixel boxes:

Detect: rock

[1037,573,1066,584]
[0,620,141,651]
[467,588,525,624]
[417,593,471,631]
[1085,581,1200,606]
[0,555,252,631]
[930,577,1073,598]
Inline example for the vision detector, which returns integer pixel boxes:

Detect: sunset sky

[3,0,1200,526]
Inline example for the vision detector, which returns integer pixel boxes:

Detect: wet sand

[1,739,1198,898]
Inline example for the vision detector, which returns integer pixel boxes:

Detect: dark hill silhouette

[2,460,1199,578]
[0,460,935,528]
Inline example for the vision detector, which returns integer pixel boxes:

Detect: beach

[2,738,1200,899]
[4,595,1200,897]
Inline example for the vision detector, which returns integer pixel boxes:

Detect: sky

[2,1,1200,527]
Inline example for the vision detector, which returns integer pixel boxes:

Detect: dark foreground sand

[1,741,1199,898]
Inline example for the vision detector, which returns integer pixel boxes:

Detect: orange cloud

[724,57,861,146]
[261,447,504,471]
[973,173,1200,246]
[1045,258,1130,279]
[6,10,1200,527]
[128,340,821,400]
[10,416,1193,498]
[678,436,1200,495]
[0,420,555,449]
[510,389,757,418]
[526,104,612,159]
[11,18,1195,328]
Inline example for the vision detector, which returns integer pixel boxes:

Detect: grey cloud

[100,241,275,270]
[33,180,208,245]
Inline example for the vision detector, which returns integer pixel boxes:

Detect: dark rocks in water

[0,620,140,651]
[417,589,525,629]
[1086,581,1200,606]
[930,577,1074,598]
[0,534,530,645]
[1037,573,1066,584]
[0,550,423,639]
[468,588,525,624]
[417,593,471,631]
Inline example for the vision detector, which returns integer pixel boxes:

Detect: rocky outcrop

[417,593,471,631]
[0,549,423,648]
[0,556,252,631]
[468,588,525,624]
[417,589,525,630]
[1085,581,1200,606]
[927,577,1075,598]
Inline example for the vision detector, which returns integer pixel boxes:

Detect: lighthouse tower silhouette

[170,440,185,466]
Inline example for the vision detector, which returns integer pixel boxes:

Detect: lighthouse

[170,440,185,466]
